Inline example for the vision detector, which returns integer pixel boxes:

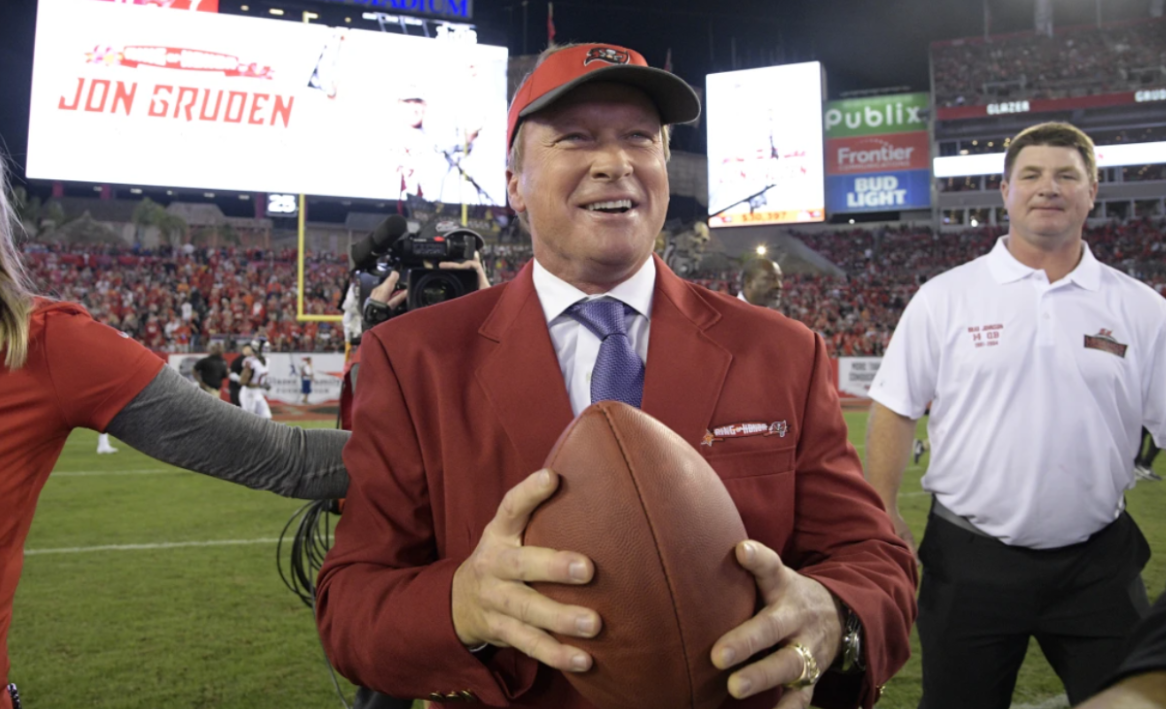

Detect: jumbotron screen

[27,0,509,205]
[706,62,825,227]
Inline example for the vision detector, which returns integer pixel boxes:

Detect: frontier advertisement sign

[824,92,930,214]
[826,132,930,174]
[28,0,509,204]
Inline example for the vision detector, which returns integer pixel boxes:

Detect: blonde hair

[0,159,34,369]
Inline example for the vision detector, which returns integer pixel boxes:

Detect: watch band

[834,604,865,674]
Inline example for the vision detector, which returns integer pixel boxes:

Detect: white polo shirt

[871,236,1166,549]
[532,257,654,417]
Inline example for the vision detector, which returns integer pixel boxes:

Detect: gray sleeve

[106,366,350,500]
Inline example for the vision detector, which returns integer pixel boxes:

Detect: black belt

[7,684,21,709]
[931,497,994,538]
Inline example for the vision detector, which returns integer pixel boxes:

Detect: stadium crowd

[22,243,351,353]
[22,219,1165,358]
[932,19,1166,107]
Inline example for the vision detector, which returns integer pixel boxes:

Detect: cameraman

[362,252,491,330]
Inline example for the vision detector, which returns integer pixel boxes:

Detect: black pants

[917,509,1151,709]
[1138,427,1161,468]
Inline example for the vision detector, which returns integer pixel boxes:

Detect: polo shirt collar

[987,236,1101,291]
[532,256,656,325]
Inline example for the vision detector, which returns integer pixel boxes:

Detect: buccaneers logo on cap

[584,47,630,66]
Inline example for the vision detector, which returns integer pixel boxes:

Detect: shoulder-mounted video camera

[351,215,485,331]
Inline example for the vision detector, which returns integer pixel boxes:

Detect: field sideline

[11,414,1166,708]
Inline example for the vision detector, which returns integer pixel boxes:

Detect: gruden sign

[28,0,509,203]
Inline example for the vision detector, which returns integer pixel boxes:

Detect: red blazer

[317,256,916,708]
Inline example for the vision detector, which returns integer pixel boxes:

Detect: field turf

[11,415,1166,708]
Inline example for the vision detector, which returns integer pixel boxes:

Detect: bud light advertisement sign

[826,170,931,211]
[823,92,931,214]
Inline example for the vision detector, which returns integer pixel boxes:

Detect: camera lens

[413,272,466,307]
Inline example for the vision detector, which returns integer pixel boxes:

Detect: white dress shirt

[871,237,1166,548]
[532,257,655,417]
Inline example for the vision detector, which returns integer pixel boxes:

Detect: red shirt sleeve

[40,303,166,432]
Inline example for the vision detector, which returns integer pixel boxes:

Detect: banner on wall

[168,352,347,405]
[836,357,882,400]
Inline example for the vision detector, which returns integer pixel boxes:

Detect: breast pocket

[702,444,796,479]
[704,446,798,551]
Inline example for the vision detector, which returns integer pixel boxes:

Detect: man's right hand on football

[451,469,601,672]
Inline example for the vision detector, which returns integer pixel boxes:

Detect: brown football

[523,401,758,709]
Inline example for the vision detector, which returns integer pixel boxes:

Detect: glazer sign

[1135,89,1166,103]
[986,100,1030,115]
[323,0,471,20]
[823,92,929,139]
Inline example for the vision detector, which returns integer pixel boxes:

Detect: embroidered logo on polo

[584,47,631,66]
[966,323,1003,349]
[1084,328,1128,358]
[701,421,789,447]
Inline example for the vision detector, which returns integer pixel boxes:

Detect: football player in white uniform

[238,339,273,419]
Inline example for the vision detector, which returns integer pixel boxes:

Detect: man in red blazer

[317,42,916,709]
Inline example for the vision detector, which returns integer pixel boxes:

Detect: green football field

[11,414,1166,708]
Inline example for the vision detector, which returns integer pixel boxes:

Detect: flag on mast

[547,2,556,45]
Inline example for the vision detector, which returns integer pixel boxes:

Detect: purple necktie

[568,299,645,409]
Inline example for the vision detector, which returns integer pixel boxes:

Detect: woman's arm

[106,366,349,500]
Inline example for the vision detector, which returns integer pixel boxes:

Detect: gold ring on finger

[783,641,821,689]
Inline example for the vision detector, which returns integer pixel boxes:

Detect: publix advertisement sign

[824,93,931,213]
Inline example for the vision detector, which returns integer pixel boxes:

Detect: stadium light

[204,192,215,198]
[971,218,979,227]
[849,219,855,224]
[130,188,142,194]
[303,11,319,21]
[240,4,248,9]
[238,194,250,200]
[269,8,284,15]
[756,245,767,256]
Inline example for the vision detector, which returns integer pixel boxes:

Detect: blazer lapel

[642,255,732,447]
[476,263,576,476]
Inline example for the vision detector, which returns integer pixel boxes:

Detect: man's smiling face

[507,82,669,292]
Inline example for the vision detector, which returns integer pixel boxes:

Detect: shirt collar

[532,256,656,324]
[986,236,1101,291]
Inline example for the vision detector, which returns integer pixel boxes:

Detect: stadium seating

[932,19,1166,108]
[22,220,1164,357]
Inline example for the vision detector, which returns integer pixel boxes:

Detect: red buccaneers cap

[506,43,701,149]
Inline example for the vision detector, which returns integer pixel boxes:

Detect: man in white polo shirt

[866,121,1166,709]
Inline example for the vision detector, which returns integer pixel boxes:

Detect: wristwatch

[833,604,865,674]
